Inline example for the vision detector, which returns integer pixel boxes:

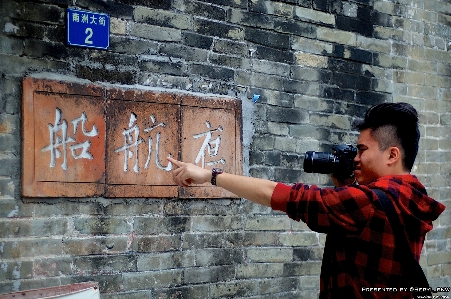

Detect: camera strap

[372,188,432,295]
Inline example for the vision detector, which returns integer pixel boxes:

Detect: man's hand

[330,174,356,187]
[167,157,277,207]
[167,157,211,187]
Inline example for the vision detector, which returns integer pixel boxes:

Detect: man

[168,102,445,298]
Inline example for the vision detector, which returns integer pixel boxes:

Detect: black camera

[303,144,357,180]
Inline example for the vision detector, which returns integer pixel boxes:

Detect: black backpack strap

[372,189,431,293]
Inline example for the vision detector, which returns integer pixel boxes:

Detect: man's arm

[167,157,277,207]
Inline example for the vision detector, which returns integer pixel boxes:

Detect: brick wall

[0,0,450,297]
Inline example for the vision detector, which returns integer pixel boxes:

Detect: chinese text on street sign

[67,8,110,50]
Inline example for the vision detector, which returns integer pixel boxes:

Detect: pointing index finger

[167,156,182,167]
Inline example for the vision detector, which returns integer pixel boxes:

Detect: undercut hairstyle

[355,102,420,172]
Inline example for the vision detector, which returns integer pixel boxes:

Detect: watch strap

[211,168,223,185]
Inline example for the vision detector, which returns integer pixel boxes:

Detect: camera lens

[303,151,336,174]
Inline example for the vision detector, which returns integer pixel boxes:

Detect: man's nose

[354,154,360,162]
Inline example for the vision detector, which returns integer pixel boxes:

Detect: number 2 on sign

[85,28,93,44]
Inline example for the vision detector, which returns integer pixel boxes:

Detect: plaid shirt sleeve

[271,182,377,234]
[271,176,445,298]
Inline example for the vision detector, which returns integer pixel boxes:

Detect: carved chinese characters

[178,97,241,198]
[34,93,105,184]
[105,101,180,198]
[22,77,242,198]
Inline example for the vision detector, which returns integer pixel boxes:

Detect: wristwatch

[211,168,223,186]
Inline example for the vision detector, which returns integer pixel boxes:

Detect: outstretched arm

[167,157,277,207]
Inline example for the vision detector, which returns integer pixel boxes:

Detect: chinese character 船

[41,108,98,170]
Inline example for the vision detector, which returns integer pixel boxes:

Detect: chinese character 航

[114,113,172,173]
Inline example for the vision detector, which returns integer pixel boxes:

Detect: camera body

[303,144,357,180]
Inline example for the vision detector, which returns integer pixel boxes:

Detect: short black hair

[355,102,420,171]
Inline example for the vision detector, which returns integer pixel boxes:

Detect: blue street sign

[67,8,110,50]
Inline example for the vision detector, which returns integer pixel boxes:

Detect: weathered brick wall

[0,0,450,297]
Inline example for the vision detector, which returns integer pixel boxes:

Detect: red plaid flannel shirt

[271,174,445,299]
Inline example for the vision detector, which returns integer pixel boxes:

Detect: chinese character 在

[114,113,172,173]
[41,108,99,170]
[193,121,226,168]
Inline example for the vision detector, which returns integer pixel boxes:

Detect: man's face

[354,128,388,185]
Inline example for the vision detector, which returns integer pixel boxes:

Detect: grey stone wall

[0,0,450,298]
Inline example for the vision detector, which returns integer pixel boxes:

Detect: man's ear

[387,146,401,165]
